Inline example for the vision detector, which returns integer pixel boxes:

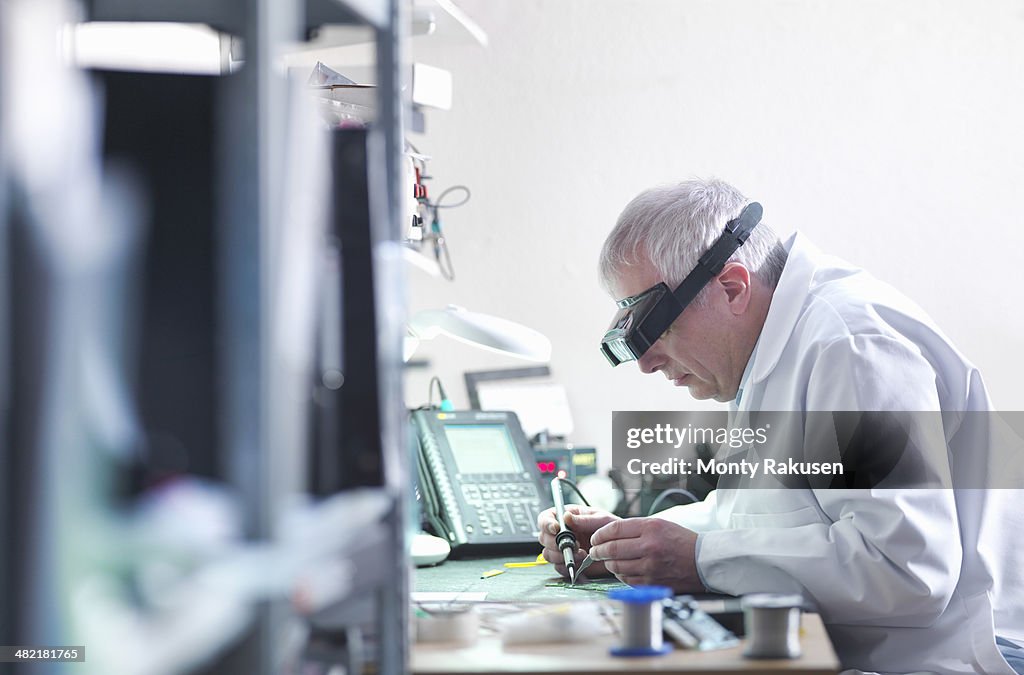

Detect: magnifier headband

[599,201,763,367]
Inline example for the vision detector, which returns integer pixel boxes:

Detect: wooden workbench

[412,555,840,674]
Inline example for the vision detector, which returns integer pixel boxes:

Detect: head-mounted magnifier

[600,201,763,367]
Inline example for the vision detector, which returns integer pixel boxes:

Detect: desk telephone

[413,410,552,550]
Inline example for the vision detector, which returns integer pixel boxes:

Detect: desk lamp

[404,305,552,363]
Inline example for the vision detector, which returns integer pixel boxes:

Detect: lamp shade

[405,305,551,362]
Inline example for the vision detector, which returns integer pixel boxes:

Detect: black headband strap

[635,201,763,348]
[670,201,763,307]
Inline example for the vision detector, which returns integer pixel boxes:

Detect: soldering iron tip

[568,568,576,586]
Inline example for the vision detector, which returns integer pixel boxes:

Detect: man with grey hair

[538,178,1023,674]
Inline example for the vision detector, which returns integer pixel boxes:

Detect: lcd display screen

[444,424,523,474]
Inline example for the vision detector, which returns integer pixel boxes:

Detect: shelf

[83,0,389,34]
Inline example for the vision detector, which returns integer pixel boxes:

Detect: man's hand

[589,517,706,592]
[537,504,619,580]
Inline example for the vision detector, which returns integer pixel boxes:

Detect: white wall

[404,0,1024,466]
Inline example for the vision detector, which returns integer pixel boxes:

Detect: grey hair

[598,178,787,302]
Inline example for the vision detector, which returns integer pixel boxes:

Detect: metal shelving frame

[2,0,409,672]
[199,0,409,670]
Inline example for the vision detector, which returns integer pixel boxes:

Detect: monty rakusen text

[625,457,845,477]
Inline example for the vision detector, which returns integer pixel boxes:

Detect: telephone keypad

[461,478,542,538]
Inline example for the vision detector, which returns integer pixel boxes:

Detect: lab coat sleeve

[697,335,963,626]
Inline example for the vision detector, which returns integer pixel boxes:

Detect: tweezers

[572,553,595,585]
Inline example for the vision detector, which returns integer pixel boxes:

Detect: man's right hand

[537,504,619,580]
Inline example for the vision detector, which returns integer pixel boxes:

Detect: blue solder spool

[608,586,673,657]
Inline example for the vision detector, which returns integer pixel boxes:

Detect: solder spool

[741,594,802,659]
[414,606,479,645]
[607,586,673,657]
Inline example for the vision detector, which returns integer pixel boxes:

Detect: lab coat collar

[747,232,818,385]
[733,337,759,410]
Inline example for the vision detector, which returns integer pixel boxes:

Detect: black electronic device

[412,410,552,551]
[662,596,740,651]
[534,445,598,482]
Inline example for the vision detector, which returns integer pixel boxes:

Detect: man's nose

[637,347,663,374]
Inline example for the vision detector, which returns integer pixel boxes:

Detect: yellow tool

[503,553,550,568]
[481,569,505,579]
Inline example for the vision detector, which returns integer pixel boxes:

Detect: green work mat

[414,554,629,602]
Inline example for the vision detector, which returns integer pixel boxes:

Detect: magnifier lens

[602,335,637,364]
[600,284,669,366]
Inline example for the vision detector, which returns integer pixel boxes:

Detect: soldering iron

[550,476,579,584]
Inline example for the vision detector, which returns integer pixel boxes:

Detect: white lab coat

[654,233,1024,674]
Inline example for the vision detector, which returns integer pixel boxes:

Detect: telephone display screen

[444,424,524,474]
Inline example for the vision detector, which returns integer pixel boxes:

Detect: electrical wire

[646,488,700,516]
[431,185,471,210]
[424,185,471,281]
[432,227,455,281]
[554,476,591,507]
[427,375,447,409]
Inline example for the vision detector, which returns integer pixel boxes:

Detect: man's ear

[716,263,751,314]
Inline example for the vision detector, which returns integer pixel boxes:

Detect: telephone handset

[413,409,552,550]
